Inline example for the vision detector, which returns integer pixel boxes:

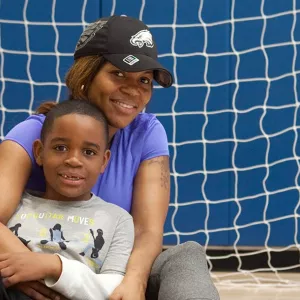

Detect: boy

[0,100,134,300]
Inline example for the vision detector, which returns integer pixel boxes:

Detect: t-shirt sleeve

[100,214,134,275]
[141,116,169,162]
[3,115,44,164]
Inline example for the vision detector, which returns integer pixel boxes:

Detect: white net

[0,0,91,139]
[1,0,300,286]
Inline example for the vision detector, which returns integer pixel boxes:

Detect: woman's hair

[36,101,58,115]
[40,99,109,148]
[65,55,107,100]
[36,55,106,116]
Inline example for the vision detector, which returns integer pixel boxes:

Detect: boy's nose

[64,155,83,167]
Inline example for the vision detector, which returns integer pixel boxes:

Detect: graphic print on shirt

[80,228,105,258]
[40,223,69,250]
[9,223,31,246]
[8,204,111,273]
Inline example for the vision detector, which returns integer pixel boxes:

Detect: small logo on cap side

[123,55,140,65]
[75,20,107,51]
[130,30,154,48]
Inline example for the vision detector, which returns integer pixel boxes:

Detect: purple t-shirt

[4,113,169,212]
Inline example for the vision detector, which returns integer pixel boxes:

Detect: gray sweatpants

[146,241,220,300]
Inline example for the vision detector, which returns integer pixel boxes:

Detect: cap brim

[103,53,173,88]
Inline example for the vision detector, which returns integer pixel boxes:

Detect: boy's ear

[33,139,44,166]
[100,149,111,174]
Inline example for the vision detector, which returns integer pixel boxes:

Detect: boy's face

[34,114,110,201]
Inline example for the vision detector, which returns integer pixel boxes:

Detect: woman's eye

[141,77,151,84]
[114,71,125,77]
[54,145,67,152]
[84,149,96,156]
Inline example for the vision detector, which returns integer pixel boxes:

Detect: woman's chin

[107,116,136,130]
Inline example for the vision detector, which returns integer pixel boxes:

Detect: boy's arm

[0,225,115,300]
[44,217,134,300]
[0,235,125,300]
[0,214,134,300]
[46,256,124,300]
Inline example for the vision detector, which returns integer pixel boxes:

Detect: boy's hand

[0,252,62,287]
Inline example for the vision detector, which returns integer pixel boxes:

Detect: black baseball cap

[74,15,173,88]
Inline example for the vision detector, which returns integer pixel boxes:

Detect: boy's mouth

[59,173,85,181]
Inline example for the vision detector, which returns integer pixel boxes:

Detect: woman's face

[88,62,153,132]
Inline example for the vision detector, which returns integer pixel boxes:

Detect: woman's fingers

[15,281,58,300]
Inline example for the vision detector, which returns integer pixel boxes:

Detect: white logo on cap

[123,55,140,65]
[130,30,154,48]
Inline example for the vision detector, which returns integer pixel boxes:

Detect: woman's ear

[33,139,44,166]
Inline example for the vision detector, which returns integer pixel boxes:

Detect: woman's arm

[110,155,170,299]
[0,222,30,253]
[129,156,170,285]
[0,142,62,300]
[0,114,45,224]
[0,141,32,224]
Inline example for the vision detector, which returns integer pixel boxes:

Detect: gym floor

[213,272,300,300]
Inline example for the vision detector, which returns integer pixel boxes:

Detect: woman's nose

[120,84,140,97]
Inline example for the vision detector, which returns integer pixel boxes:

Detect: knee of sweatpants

[179,241,205,252]
[154,242,220,300]
[152,241,207,273]
[152,241,209,276]
[176,241,220,300]
[172,241,206,261]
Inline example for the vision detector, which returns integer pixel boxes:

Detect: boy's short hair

[40,99,109,147]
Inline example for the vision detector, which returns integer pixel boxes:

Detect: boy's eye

[54,145,67,152]
[84,149,96,156]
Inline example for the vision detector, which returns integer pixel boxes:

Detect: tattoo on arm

[147,156,170,190]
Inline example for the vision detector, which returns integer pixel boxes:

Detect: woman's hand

[109,276,146,300]
[14,281,64,300]
[0,252,62,287]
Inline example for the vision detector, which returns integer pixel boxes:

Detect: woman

[0,15,219,300]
